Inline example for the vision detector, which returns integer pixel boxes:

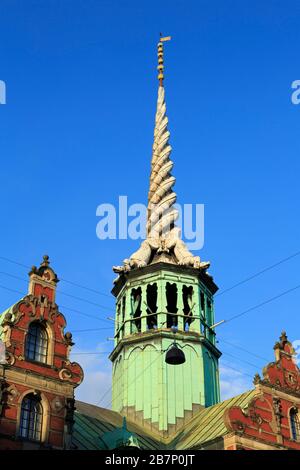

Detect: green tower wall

[110,263,221,436]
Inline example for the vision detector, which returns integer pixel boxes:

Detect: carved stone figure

[64,332,74,359]
[65,398,76,434]
[1,312,13,347]
[273,397,282,429]
[127,240,152,268]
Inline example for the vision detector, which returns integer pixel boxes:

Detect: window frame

[19,394,43,442]
[25,321,48,364]
[290,407,300,441]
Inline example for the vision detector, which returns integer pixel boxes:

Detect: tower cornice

[112,261,218,298]
[109,328,222,363]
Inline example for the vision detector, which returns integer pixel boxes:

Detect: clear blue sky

[1,0,300,405]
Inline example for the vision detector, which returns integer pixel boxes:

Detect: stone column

[114,301,120,347]
[129,291,138,334]
[157,279,167,329]
[124,290,132,337]
[189,285,201,334]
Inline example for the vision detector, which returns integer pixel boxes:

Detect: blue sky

[1,0,300,405]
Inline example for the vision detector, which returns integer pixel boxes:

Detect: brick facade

[0,256,83,449]
[223,332,300,450]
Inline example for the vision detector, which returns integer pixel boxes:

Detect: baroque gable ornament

[262,332,300,393]
[1,312,13,347]
[29,255,59,285]
[51,396,65,413]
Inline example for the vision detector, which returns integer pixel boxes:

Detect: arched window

[25,322,48,363]
[19,394,43,441]
[290,408,300,441]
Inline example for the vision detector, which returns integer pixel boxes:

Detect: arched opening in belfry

[166,282,178,328]
[122,296,125,323]
[206,299,214,342]
[131,287,142,332]
[200,292,205,334]
[206,299,212,324]
[116,302,121,340]
[182,285,194,331]
[146,283,158,330]
[121,296,126,337]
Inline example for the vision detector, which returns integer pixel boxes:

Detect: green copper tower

[110,37,221,439]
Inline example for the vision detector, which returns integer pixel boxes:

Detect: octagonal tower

[109,37,221,438]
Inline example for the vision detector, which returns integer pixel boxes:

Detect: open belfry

[1,39,300,451]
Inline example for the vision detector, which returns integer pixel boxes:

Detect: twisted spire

[147,37,178,239]
[113,37,210,274]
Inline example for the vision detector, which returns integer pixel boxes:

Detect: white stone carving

[113,86,209,274]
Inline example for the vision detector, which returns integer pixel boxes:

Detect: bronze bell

[165,343,186,365]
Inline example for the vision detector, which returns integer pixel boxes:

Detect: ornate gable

[262,331,300,393]
[0,256,83,450]
[224,332,300,450]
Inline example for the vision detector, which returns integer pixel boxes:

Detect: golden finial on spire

[157,34,171,86]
